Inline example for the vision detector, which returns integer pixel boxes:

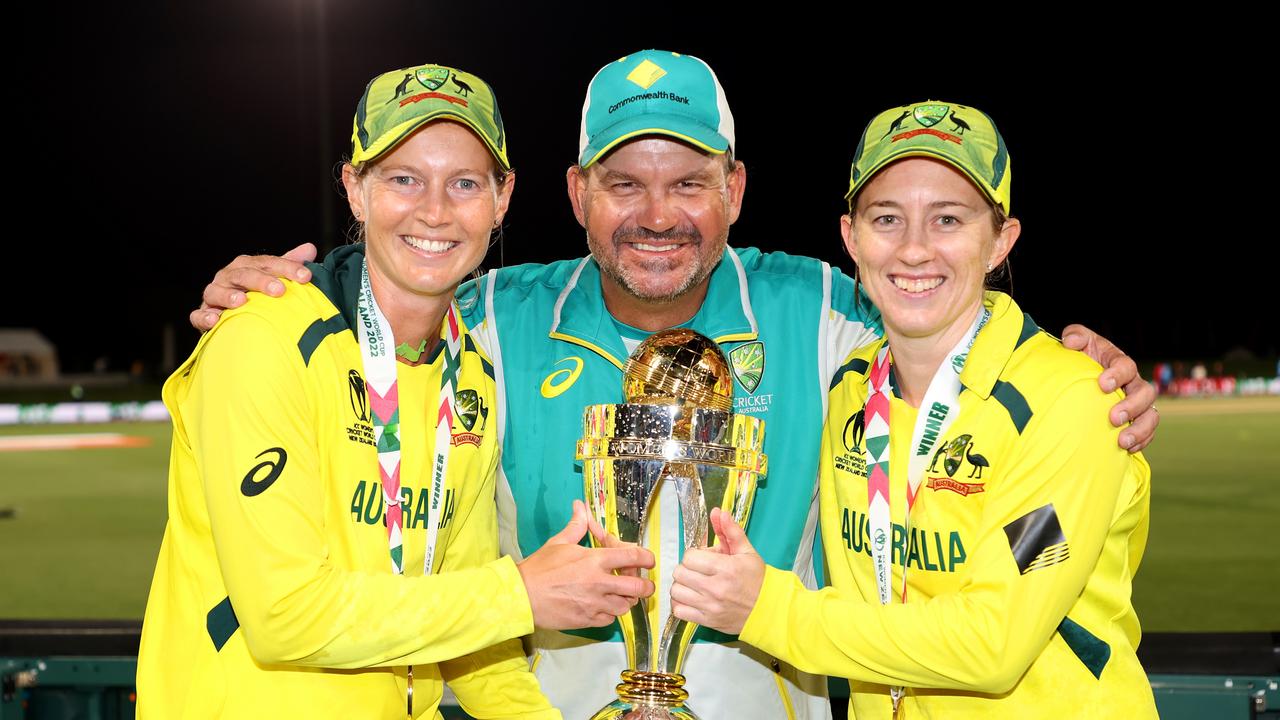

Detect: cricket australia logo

[913,104,949,128]
[416,67,450,91]
[926,433,988,496]
[729,341,765,394]
[451,389,487,447]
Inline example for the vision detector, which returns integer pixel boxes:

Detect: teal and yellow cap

[351,63,509,171]
[578,50,734,168]
[847,101,1010,214]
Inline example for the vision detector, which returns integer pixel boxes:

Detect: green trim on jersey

[299,315,349,366]
[747,290,1156,719]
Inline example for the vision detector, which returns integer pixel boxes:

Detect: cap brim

[357,109,510,172]
[846,148,1004,212]
[580,114,729,168]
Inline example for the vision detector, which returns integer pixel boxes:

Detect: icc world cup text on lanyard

[357,261,462,719]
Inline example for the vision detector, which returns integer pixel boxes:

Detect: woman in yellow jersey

[671,102,1157,718]
[138,63,651,719]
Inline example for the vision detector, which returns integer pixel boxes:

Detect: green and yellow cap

[578,50,734,168]
[847,101,1010,213]
[350,63,509,171]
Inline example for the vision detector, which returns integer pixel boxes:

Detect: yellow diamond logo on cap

[626,60,667,89]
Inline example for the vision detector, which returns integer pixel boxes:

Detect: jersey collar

[548,247,760,368]
[960,291,1022,400]
[306,242,366,337]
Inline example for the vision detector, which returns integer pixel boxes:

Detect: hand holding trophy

[577,328,767,719]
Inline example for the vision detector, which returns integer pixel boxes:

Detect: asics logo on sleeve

[241,447,287,497]
[540,357,584,398]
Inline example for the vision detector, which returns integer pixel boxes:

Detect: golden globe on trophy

[577,328,767,720]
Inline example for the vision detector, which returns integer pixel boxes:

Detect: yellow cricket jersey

[138,245,557,719]
[741,291,1157,719]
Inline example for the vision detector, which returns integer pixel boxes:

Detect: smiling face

[842,157,1020,351]
[567,137,745,320]
[342,120,514,307]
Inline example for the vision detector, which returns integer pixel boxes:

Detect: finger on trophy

[676,547,721,576]
[598,547,657,589]
[588,513,647,577]
[709,508,753,555]
[670,601,699,626]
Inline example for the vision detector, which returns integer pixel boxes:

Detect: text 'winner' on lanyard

[356,260,462,719]
[863,305,989,716]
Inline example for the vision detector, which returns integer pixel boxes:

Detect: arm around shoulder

[190,312,535,669]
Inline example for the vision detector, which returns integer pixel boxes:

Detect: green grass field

[0,422,171,618]
[1,398,1278,629]
[1129,396,1280,630]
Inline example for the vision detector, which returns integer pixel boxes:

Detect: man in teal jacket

[195,50,1158,719]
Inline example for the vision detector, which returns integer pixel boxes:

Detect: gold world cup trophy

[577,328,767,720]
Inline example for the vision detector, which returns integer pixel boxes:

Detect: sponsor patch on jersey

[241,447,287,497]
[926,477,985,496]
[1004,504,1070,574]
[450,389,487,447]
[345,369,376,446]
[833,409,868,478]
[733,393,773,415]
[348,369,369,421]
[729,341,765,394]
[927,433,991,480]
[540,356,584,398]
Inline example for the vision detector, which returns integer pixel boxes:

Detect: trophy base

[588,670,700,720]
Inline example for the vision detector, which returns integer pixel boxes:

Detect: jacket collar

[548,247,760,368]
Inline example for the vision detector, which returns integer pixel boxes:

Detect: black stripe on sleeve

[1003,504,1068,574]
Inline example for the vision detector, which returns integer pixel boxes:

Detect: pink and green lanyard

[356,261,462,717]
[864,306,989,715]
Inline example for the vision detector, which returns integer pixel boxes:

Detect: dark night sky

[9,4,1272,375]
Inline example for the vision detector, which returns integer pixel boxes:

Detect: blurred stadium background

[5,3,1277,717]
[2,370,1277,717]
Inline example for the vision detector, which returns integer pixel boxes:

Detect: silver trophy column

[578,329,767,720]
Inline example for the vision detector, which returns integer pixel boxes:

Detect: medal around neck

[577,328,767,720]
